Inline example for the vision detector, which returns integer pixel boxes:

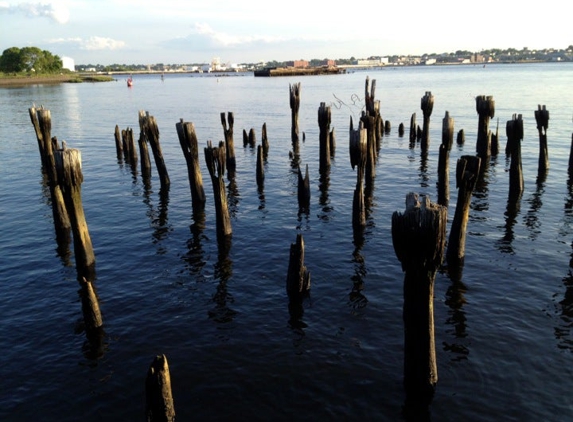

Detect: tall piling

[420,92,434,152]
[261,122,270,156]
[506,114,524,200]
[145,354,175,422]
[286,233,311,302]
[446,155,481,269]
[175,120,206,214]
[256,144,264,187]
[220,112,236,175]
[437,111,454,207]
[409,113,417,145]
[392,193,447,409]
[204,141,232,241]
[475,95,495,160]
[114,124,123,160]
[297,164,310,213]
[318,102,332,172]
[54,147,96,280]
[140,111,170,190]
[290,82,301,145]
[535,104,550,177]
[29,107,71,243]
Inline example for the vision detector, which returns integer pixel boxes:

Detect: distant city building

[62,56,75,72]
[356,57,388,66]
[287,60,309,69]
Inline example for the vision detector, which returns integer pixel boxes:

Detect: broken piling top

[476,95,495,118]
[391,193,447,273]
[421,92,434,118]
[286,233,311,299]
[441,111,454,151]
[55,147,83,191]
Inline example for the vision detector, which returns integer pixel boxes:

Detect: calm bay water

[1,63,573,421]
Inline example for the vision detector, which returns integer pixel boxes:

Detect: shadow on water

[497,191,522,254]
[349,226,368,311]
[317,169,332,220]
[523,172,547,241]
[471,157,491,217]
[142,185,172,249]
[182,211,207,279]
[419,150,430,189]
[208,236,236,324]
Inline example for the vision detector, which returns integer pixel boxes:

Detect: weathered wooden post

[457,129,465,146]
[318,102,331,172]
[535,104,550,177]
[28,107,71,243]
[114,124,123,160]
[392,193,447,408]
[145,354,175,422]
[290,82,301,145]
[506,114,524,200]
[420,91,434,152]
[248,128,256,147]
[437,111,454,207]
[138,131,152,182]
[360,112,376,183]
[350,119,367,231]
[475,95,495,160]
[446,156,481,268]
[409,113,417,145]
[569,133,573,178]
[121,128,131,163]
[399,122,405,137]
[54,147,96,280]
[125,127,137,167]
[364,76,383,151]
[175,120,206,213]
[256,144,264,187]
[286,233,311,302]
[385,120,392,134]
[329,128,336,157]
[80,276,103,332]
[220,112,236,175]
[140,111,170,190]
[297,164,310,213]
[261,122,270,157]
[204,141,232,241]
[490,119,500,156]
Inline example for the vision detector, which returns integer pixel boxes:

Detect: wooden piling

[262,122,270,156]
[318,102,331,172]
[491,119,500,156]
[506,114,524,200]
[446,155,481,267]
[138,131,152,181]
[392,193,447,408]
[80,276,103,331]
[114,124,123,159]
[248,128,256,147]
[121,129,131,163]
[140,111,170,190]
[569,133,573,178]
[535,104,550,177]
[175,120,206,213]
[204,141,232,241]
[145,354,175,422]
[437,111,454,207]
[457,129,465,146]
[399,122,405,137]
[409,113,417,144]
[54,147,96,280]
[286,233,311,301]
[420,92,434,152]
[329,128,336,157]
[289,82,301,145]
[350,119,368,230]
[256,144,264,187]
[476,95,495,160]
[125,127,137,166]
[28,107,71,243]
[364,77,383,151]
[297,164,310,212]
[360,113,377,183]
[220,112,236,175]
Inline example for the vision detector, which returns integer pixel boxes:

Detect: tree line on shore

[0,46,64,75]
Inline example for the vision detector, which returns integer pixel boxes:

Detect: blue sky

[1,0,570,65]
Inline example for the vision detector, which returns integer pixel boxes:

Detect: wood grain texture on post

[535,104,550,176]
[145,354,175,422]
[289,82,301,145]
[54,147,95,279]
[421,91,434,152]
[392,193,446,408]
[475,95,495,160]
[204,141,232,240]
[318,102,331,172]
[175,120,206,213]
[220,112,236,175]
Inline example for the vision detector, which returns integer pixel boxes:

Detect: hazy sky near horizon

[1,0,570,65]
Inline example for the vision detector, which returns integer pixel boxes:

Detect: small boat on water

[127,76,133,87]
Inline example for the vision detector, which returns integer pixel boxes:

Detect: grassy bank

[0,73,115,87]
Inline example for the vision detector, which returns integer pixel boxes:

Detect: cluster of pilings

[30,71,567,419]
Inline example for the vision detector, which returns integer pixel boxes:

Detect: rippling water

[1,63,573,421]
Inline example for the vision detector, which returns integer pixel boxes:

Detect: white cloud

[0,1,69,23]
[49,36,126,51]
[193,22,285,47]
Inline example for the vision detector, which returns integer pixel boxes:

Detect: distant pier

[254,66,346,77]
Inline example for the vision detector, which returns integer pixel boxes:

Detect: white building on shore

[62,56,75,72]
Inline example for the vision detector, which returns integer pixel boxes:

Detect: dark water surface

[1,63,573,421]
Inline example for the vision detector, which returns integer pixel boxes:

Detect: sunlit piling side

[437,111,454,207]
[535,104,550,177]
[176,120,206,213]
[420,91,434,152]
[145,354,175,422]
[140,110,170,190]
[506,113,524,200]
[475,95,495,160]
[204,141,232,241]
[289,82,301,145]
[220,112,236,175]
[318,102,332,172]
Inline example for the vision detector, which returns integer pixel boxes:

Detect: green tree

[0,47,24,73]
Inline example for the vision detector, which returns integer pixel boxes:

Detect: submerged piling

[286,233,311,301]
[350,119,367,230]
[297,164,310,212]
[220,112,236,175]
[318,102,332,172]
[476,95,495,160]
[506,114,524,200]
[392,193,447,408]
[140,111,170,190]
